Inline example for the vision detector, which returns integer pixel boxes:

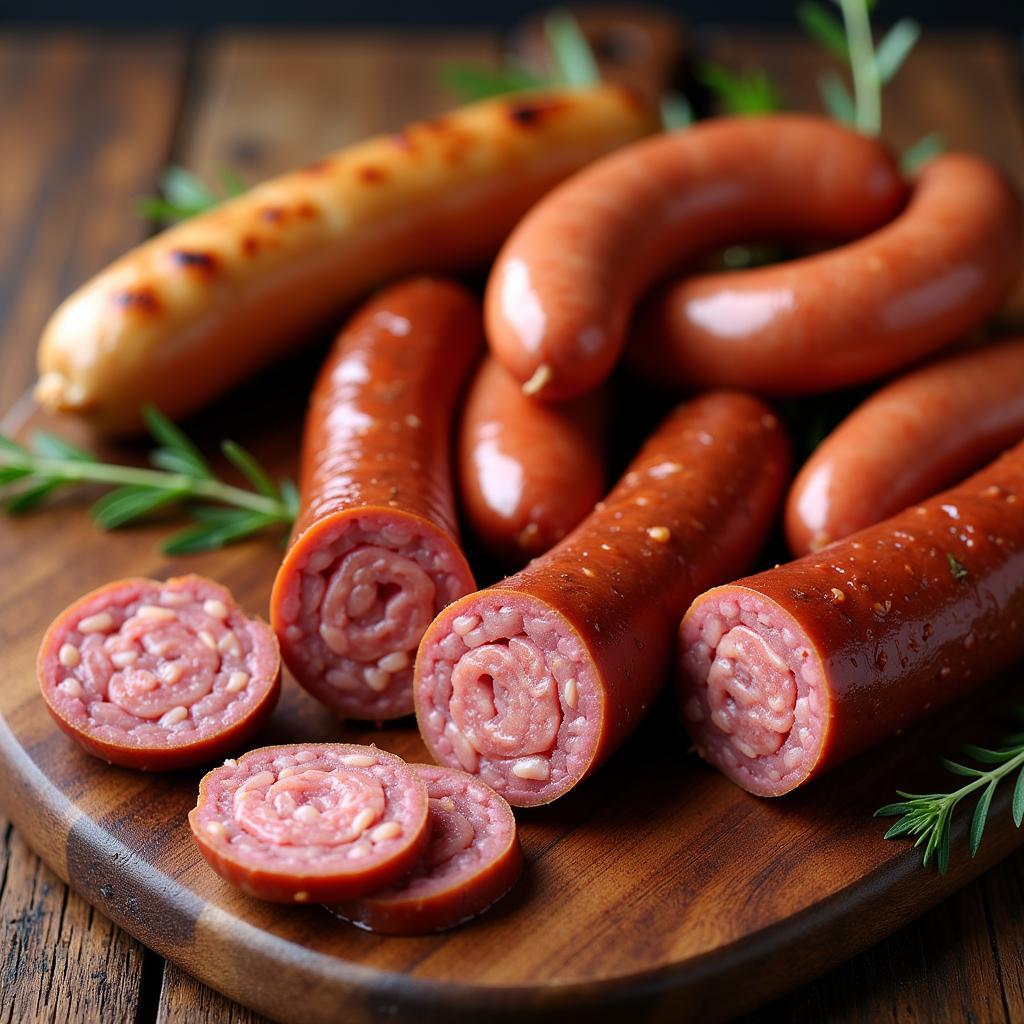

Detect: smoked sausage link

[36,86,657,435]
[189,743,430,903]
[415,393,790,806]
[459,356,607,563]
[271,278,478,720]
[37,575,280,771]
[332,763,522,933]
[630,154,1024,394]
[485,115,907,401]
[679,440,1024,797]
[786,337,1024,555]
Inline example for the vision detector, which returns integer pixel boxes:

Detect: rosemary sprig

[876,713,1024,873]
[695,61,781,116]
[137,165,247,223]
[0,405,296,554]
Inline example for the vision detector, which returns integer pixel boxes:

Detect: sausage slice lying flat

[415,392,790,806]
[271,279,479,720]
[678,438,1024,797]
[630,154,1023,394]
[189,743,429,903]
[37,575,280,771]
[332,763,522,933]
[786,336,1024,555]
[485,115,906,400]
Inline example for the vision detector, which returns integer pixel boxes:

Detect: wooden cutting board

[4,25,1024,1024]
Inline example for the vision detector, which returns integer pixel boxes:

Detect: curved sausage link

[630,154,1023,394]
[270,279,479,721]
[458,356,608,564]
[415,392,790,806]
[36,86,656,435]
[786,336,1024,555]
[679,439,1024,796]
[485,115,907,401]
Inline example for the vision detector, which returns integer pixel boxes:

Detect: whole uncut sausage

[415,393,790,806]
[630,154,1023,394]
[189,744,430,903]
[332,763,522,933]
[678,440,1024,797]
[37,575,280,771]
[271,279,478,721]
[35,86,657,435]
[485,115,907,401]
[459,356,608,563]
[786,337,1024,555]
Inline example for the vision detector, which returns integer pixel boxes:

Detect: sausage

[270,279,479,721]
[415,392,790,806]
[189,743,430,903]
[458,356,608,563]
[331,763,522,933]
[37,575,280,771]
[786,337,1024,555]
[484,115,907,401]
[35,87,657,435]
[630,154,1024,394]
[678,440,1024,797]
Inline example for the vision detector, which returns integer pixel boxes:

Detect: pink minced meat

[678,587,827,796]
[38,575,279,769]
[274,511,471,719]
[415,592,602,807]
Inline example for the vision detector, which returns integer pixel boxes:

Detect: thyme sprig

[0,406,296,554]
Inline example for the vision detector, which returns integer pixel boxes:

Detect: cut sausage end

[677,587,828,797]
[330,763,522,933]
[273,508,474,720]
[37,575,280,771]
[415,590,604,807]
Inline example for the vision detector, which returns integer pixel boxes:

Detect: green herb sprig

[876,713,1024,873]
[0,406,297,554]
[137,166,247,223]
[695,61,781,116]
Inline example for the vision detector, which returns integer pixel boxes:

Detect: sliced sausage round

[188,743,430,903]
[37,575,280,771]
[271,278,479,720]
[332,763,522,933]
[416,392,790,806]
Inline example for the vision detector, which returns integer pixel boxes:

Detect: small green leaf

[544,9,601,88]
[875,801,914,817]
[942,759,985,778]
[947,553,969,581]
[883,816,918,839]
[437,63,548,101]
[6,480,59,514]
[875,18,921,84]
[0,466,33,485]
[142,405,212,477]
[796,1,849,60]
[149,447,210,479]
[969,778,998,856]
[161,165,217,211]
[901,131,946,175]
[221,440,276,498]
[162,511,278,555]
[91,485,185,530]
[1012,766,1024,828]
[819,71,856,125]
[963,744,1017,764]
[279,478,300,520]
[697,61,780,115]
[660,91,695,131]
[32,431,97,462]
[936,813,952,874]
[135,197,191,222]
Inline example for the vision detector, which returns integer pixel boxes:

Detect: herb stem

[837,0,881,135]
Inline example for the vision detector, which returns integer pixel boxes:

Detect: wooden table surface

[2,22,1024,1024]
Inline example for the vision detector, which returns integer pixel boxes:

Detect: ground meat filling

[45,578,275,751]
[417,593,602,805]
[276,513,470,718]
[679,589,827,796]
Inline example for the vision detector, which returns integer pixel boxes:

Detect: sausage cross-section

[679,439,1024,797]
[332,763,522,933]
[189,743,430,902]
[271,278,478,720]
[37,575,280,771]
[415,392,790,806]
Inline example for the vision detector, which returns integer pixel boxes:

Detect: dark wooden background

[2,24,1024,1023]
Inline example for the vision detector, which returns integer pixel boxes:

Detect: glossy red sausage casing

[679,440,1024,797]
[485,115,907,400]
[630,154,1023,394]
[271,279,479,720]
[416,393,790,806]
[37,575,280,771]
[787,336,1024,555]
[459,356,607,564]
